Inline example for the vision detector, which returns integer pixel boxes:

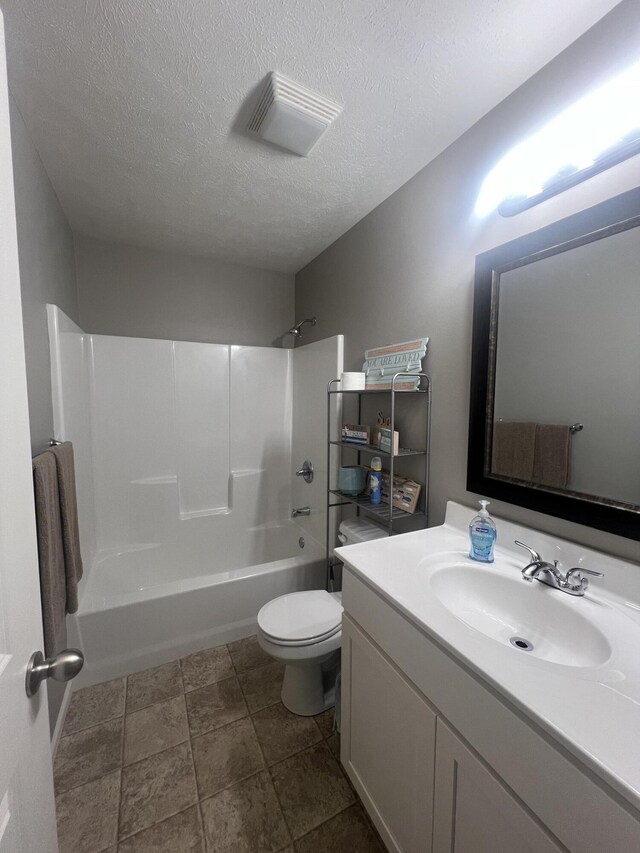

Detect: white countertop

[336,501,640,812]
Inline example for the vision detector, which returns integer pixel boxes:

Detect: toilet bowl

[257,589,343,716]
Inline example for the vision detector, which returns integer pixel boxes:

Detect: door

[0,11,59,852]
[433,719,565,853]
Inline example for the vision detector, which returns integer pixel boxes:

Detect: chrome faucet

[292,506,311,518]
[514,540,603,596]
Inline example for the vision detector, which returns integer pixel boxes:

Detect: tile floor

[55,636,385,853]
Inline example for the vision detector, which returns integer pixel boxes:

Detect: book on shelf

[372,426,399,455]
[341,424,371,443]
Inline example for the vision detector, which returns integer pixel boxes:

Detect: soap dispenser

[469,500,496,563]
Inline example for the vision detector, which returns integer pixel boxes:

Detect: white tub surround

[47,305,342,686]
[336,501,640,853]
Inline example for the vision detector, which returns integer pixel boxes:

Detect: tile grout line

[183,670,241,698]
[115,675,128,847]
[115,803,202,850]
[289,799,366,848]
[191,641,291,848]
[53,726,125,798]
[60,707,124,739]
[183,730,207,852]
[254,716,345,847]
[246,713,293,848]
[264,726,330,774]
[117,745,199,844]
[56,713,124,749]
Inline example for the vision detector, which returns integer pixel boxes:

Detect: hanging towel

[49,441,83,613]
[32,451,66,657]
[491,421,536,481]
[532,424,571,489]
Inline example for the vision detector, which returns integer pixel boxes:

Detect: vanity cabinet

[342,614,564,853]
[341,568,640,853]
[341,615,436,853]
[433,719,564,853]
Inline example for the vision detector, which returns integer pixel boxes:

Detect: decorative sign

[362,338,429,390]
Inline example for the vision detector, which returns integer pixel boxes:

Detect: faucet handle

[565,567,604,592]
[514,540,542,564]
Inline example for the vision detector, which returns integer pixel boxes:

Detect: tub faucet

[292,506,311,518]
[514,540,603,596]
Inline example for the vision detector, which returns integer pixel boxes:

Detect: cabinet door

[433,719,566,853]
[341,615,437,853]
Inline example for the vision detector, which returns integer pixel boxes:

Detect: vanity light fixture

[476,61,640,217]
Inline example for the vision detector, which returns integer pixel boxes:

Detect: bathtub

[71,520,325,688]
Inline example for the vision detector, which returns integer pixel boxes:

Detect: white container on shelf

[337,518,387,547]
[341,372,366,390]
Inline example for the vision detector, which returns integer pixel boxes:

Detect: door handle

[25,648,84,697]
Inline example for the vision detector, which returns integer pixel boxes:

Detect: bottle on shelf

[369,457,382,505]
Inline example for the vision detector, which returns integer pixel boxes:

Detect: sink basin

[429,563,612,668]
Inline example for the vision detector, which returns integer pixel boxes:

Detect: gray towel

[491,421,536,481]
[49,442,83,613]
[33,452,66,657]
[532,424,571,489]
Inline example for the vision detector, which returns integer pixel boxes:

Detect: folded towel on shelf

[32,451,66,657]
[491,421,536,481]
[532,424,571,489]
[49,441,83,613]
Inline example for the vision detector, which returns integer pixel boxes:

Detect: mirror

[468,187,640,541]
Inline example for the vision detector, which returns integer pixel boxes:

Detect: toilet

[257,589,343,716]
[257,518,388,716]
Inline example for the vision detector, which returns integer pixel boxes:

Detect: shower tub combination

[48,305,342,689]
[74,522,325,687]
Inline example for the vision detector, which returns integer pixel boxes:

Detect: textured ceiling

[2,0,621,273]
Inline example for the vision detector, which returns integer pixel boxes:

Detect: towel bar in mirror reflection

[496,420,584,433]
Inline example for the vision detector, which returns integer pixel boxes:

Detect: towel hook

[49,438,63,446]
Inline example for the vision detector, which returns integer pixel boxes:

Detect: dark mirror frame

[467,186,640,542]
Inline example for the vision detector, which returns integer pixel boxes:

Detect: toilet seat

[258,590,342,647]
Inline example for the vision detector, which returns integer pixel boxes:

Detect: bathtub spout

[292,506,311,518]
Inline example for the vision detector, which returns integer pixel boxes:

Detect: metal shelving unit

[326,371,432,588]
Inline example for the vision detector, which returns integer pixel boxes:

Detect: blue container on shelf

[338,465,366,496]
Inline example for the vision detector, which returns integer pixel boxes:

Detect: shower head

[288,317,317,338]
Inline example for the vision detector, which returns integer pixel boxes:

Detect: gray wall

[10,95,79,455]
[10,94,79,735]
[295,0,640,563]
[75,235,295,347]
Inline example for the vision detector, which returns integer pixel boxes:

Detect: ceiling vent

[247,72,342,157]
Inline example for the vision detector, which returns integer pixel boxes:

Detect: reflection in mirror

[467,187,640,541]
[490,226,640,506]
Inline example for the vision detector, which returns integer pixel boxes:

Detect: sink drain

[510,636,534,652]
